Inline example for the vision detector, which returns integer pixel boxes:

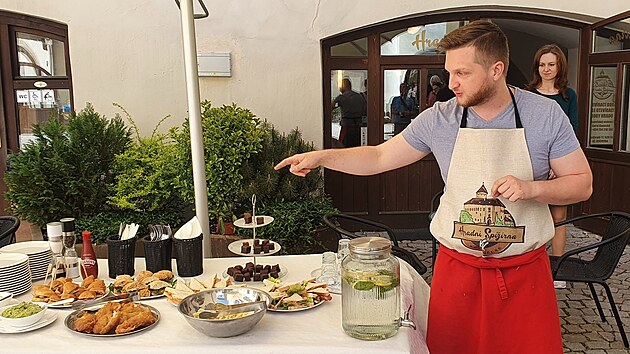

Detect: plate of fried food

[108,270,175,299]
[164,273,240,306]
[65,300,159,337]
[31,276,108,309]
[258,277,332,312]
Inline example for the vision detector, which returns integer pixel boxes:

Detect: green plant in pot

[171,102,264,235]
[237,124,338,254]
[4,104,131,235]
[103,104,187,244]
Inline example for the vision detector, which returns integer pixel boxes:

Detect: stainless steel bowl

[177,288,270,337]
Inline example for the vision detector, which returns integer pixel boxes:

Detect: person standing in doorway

[333,78,367,147]
[391,83,417,135]
[276,20,592,353]
[526,44,578,289]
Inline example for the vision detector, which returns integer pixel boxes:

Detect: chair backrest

[591,212,630,280]
[322,213,399,247]
[0,216,21,247]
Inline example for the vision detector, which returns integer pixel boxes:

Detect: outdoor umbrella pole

[178,0,211,257]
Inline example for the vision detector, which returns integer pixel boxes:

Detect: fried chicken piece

[73,311,97,333]
[92,302,123,335]
[87,280,106,295]
[115,307,156,334]
[118,302,147,322]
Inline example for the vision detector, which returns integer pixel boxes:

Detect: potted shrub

[171,102,264,256]
[237,124,338,254]
[4,104,131,237]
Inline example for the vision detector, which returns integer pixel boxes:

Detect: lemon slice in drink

[373,275,393,287]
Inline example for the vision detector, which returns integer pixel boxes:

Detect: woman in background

[526,44,578,289]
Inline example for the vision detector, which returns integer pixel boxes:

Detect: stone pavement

[399,225,630,353]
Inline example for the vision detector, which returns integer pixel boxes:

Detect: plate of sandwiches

[164,274,242,306]
[108,270,175,299]
[31,276,108,308]
[257,277,332,312]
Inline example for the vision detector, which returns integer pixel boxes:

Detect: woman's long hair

[525,44,570,101]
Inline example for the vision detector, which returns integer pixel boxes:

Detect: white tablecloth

[7,254,430,354]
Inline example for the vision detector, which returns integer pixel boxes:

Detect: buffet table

[7,254,430,354]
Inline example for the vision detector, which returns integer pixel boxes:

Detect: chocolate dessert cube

[270,271,279,278]
[255,264,263,271]
[256,216,264,225]
[233,269,242,275]
[244,274,251,281]
[243,272,251,278]
[246,262,254,268]
[227,267,235,276]
[268,243,275,250]
[253,239,260,246]
[261,239,270,245]
[254,246,262,254]
[260,269,269,275]
[262,244,270,253]
[240,245,249,253]
[242,241,250,247]
[235,273,244,281]
[244,212,252,224]
[271,264,280,272]
[264,265,272,271]
[235,265,243,271]
[261,274,269,280]
[253,273,261,281]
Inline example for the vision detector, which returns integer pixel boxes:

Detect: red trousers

[426,246,563,354]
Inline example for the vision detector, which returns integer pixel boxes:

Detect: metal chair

[549,211,630,348]
[0,216,21,247]
[322,213,427,275]
[428,190,444,267]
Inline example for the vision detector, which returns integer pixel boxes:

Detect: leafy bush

[237,123,323,213]
[171,102,264,226]
[5,104,131,226]
[109,104,184,213]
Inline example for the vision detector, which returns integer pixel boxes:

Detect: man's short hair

[438,20,509,75]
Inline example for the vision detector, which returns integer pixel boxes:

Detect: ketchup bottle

[80,231,99,278]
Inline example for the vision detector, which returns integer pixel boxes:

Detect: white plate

[0,284,32,296]
[227,239,281,256]
[0,253,29,269]
[0,310,57,334]
[223,263,287,282]
[268,298,327,312]
[0,241,50,255]
[233,216,274,228]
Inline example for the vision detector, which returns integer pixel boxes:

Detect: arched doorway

[321,7,627,230]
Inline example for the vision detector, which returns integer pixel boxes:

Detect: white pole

[178,0,211,257]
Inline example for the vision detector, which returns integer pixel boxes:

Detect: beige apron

[430,88,554,258]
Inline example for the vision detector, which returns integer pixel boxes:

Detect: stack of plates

[0,253,31,295]
[0,241,52,280]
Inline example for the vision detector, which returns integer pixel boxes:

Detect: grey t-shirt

[402,87,580,183]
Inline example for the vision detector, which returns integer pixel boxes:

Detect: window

[621,65,630,152]
[592,18,630,53]
[381,21,466,56]
[16,32,67,77]
[587,66,617,150]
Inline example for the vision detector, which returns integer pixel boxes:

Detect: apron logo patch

[451,183,525,256]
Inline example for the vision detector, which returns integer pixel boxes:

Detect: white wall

[0,0,628,146]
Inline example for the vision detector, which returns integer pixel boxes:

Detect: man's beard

[458,79,496,108]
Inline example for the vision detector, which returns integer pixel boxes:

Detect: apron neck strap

[461,85,522,129]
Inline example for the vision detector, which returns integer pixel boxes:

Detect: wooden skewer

[43,263,52,285]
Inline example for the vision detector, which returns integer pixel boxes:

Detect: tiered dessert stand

[228,195,282,281]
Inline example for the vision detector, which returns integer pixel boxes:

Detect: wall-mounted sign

[589,67,616,147]
[33,81,48,88]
